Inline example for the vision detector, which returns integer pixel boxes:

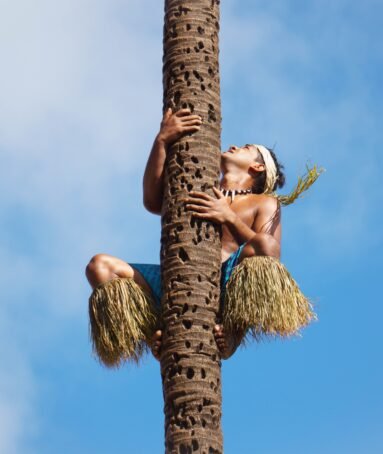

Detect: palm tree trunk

[161,1,223,453]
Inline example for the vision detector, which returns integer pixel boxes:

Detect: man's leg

[122,234,279,362]
[238,233,280,262]
[214,236,279,359]
[222,234,314,342]
[213,324,243,360]
[86,254,162,362]
[85,253,153,296]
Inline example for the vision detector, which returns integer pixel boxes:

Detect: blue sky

[1,0,382,453]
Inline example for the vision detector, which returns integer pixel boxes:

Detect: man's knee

[86,255,135,288]
[86,254,113,280]
[247,234,280,258]
[86,254,110,272]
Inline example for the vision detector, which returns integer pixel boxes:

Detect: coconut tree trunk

[160,1,223,453]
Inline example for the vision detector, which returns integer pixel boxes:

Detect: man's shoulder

[248,193,279,208]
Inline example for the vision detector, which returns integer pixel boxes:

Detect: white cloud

[0,0,164,309]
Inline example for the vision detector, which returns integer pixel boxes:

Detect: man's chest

[226,196,258,227]
[220,197,258,245]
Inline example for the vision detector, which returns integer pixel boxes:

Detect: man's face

[221,144,262,172]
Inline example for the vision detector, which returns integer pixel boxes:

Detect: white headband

[253,144,278,194]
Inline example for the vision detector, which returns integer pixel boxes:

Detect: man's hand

[157,108,202,145]
[185,188,235,224]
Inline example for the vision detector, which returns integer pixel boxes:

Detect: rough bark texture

[160,1,223,453]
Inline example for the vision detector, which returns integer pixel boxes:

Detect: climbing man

[86,108,319,366]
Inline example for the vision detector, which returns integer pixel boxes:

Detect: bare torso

[142,110,282,263]
[220,193,281,262]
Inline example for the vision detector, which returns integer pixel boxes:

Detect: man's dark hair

[253,147,286,194]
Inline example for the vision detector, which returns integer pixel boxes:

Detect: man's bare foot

[150,330,162,361]
[214,324,240,360]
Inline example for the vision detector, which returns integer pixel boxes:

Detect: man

[86,108,287,361]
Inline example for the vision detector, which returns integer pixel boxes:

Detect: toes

[150,330,162,361]
[214,325,224,339]
[152,345,161,360]
[151,330,162,343]
[216,339,226,350]
[213,324,240,360]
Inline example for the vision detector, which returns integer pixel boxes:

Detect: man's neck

[220,171,253,190]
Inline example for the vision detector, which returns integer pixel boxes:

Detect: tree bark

[160,1,223,453]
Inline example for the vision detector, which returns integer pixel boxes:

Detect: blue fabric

[130,263,162,307]
[130,243,245,310]
[220,244,245,292]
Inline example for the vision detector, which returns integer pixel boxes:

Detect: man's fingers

[191,212,209,219]
[189,191,212,201]
[186,204,209,212]
[164,108,172,119]
[181,121,202,128]
[185,197,211,206]
[181,125,201,134]
[181,119,202,127]
[182,114,202,120]
[175,108,192,117]
[180,115,202,123]
[213,187,223,198]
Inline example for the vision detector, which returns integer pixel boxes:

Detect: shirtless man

[86,108,285,360]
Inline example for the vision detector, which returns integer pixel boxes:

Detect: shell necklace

[220,187,254,203]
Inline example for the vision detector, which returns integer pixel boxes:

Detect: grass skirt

[223,256,317,340]
[89,278,158,367]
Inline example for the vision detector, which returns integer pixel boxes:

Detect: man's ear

[249,162,265,176]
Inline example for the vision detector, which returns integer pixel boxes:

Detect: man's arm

[186,190,281,256]
[225,196,281,243]
[143,135,167,214]
[143,109,202,214]
[250,196,281,239]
